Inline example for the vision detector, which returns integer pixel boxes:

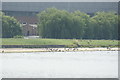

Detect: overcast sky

[1,0,120,2]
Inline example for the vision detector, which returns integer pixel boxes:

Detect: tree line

[37,8,119,40]
[1,8,119,40]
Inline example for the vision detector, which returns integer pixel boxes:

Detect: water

[0,51,118,78]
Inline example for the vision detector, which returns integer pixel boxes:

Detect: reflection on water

[1,51,118,78]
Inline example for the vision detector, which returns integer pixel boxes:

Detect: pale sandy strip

[0,48,119,53]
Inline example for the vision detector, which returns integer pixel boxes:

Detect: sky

[1,0,120,2]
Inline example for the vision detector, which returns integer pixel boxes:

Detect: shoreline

[0,47,119,53]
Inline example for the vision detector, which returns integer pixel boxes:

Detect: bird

[2,50,4,53]
[107,47,111,50]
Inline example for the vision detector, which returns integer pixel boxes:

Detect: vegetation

[0,9,119,48]
[13,35,24,38]
[1,38,119,48]
[1,8,118,40]
[37,8,88,39]
[88,12,118,40]
[1,12,22,38]
[2,38,74,45]
[37,8,118,40]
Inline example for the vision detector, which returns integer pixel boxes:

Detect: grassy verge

[1,38,120,48]
[1,38,74,45]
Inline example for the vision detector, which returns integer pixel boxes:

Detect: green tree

[90,12,118,39]
[1,12,22,38]
[0,12,2,38]
[37,8,85,39]
[72,11,90,39]
[37,8,118,40]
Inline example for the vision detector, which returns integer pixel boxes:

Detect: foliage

[72,11,90,39]
[1,12,22,38]
[14,35,23,38]
[88,12,118,40]
[37,8,87,39]
[37,8,118,40]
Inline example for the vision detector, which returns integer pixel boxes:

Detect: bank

[1,38,119,47]
[0,47,119,53]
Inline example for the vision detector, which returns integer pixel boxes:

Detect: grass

[1,38,74,45]
[1,38,119,47]
[78,40,118,46]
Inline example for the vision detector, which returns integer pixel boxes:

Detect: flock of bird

[1,47,113,53]
[44,48,79,52]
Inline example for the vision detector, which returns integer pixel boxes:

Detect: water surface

[1,51,118,78]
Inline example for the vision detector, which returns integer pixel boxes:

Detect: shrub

[14,35,23,38]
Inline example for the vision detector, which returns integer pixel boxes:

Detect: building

[2,2,118,36]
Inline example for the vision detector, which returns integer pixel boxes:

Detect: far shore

[0,47,119,53]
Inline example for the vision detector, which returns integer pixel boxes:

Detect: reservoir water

[1,51,118,78]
